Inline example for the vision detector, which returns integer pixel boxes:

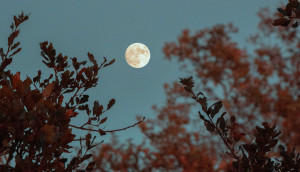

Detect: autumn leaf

[8,30,19,47]
[0,48,4,58]
[179,76,194,92]
[11,41,20,50]
[79,67,87,76]
[9,47,21,57]
[219,116,226,131]
[33,70,41,83]
[272,18,291,26]
[42,124,55,144]
[210,101,223,118]
[93,101,103,116]
[0,58,12,71]
[88,52,97,66]
[42,82,55,98]
[23,77,32,91]
[85,133,92,149]
[0,11,131,172]
[277,8,288,16]
[103,59,115,67]
[58,95,64,105]
[292,22,298,28]
[233,132,246,142]
[98,129,106,136]
[99,117,107,124]
[12,72,20,89]
[107,98,115,110]
[66,109,73,118]
[204,121,215,132]
[79,95,89,104]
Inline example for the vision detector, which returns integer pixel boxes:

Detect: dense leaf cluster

[273,0,300,28]
[1,2,300,171]
[180,76,300,172]
[0,13,144,171]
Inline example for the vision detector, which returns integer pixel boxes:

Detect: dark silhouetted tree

[180,76,300,172]
[0,13,144,171]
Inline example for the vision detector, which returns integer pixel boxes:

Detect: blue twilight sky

[0,1,281,145]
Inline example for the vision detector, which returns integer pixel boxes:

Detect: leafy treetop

[0,12,144,171]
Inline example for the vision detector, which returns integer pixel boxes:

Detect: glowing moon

[125,43,150,68]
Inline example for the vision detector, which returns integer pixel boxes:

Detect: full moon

[125,43,150,68]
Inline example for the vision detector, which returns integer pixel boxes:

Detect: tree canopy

[0,12,144,171]
[1,1,300,171]
[94,3,300,172]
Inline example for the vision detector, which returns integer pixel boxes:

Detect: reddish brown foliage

[94,6,300,172]
[180,76,300,171]
[1,3,299,171]
[0,13,144,171]
[163,8,300,148]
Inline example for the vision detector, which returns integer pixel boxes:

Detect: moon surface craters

[125,43,150,68]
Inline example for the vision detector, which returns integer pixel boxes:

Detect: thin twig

[191,91,239,160]
[69,117,145,133]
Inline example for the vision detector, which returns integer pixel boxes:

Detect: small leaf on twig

[179,76,194,92]
[210,101,223,118]
[107,98,115,110]
[204,122,215,132]
[99,117,108,124]
[98,129,106,136]
[103,59,115,67]
[88,52,97,66]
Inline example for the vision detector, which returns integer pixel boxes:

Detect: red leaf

[13,16,19,27]
[42,124,55,144]
[272,18,291,26]
[66,109,73,118]
[0,48,4,58]
[85,133,92,148]
[99,117,107,124]
[8,30,19,47]
[103,59,115,67]
[87,52,97,66]
[233,132,246,142]
[42,82,55,98]
[107,99,115,110]
[58,95,64,105]
[11,42,20,50]
[12,72,20,89]
[79,67,86,76]
[9,47,22,57]
[98,129,106,136]
[23,77,32,91]
[93,101,104,117]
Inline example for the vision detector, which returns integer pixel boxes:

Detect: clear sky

[0,1,281,146]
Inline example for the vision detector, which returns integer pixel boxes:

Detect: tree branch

[69,117,145,133]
